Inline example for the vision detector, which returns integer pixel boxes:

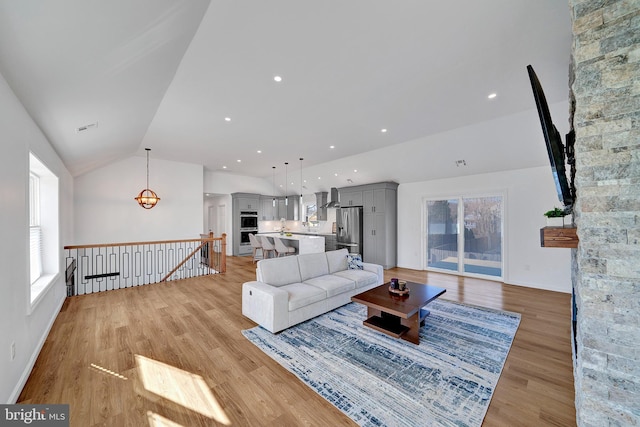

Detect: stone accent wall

[570,1,640,426]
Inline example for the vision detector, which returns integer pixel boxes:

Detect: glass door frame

[422,190,506,281]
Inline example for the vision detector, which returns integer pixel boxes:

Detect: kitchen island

[259,233,325,255]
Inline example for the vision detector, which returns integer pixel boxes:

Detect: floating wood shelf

[540,226,578,248]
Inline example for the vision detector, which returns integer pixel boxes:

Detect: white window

[30,172,43,283]
[29,153,59,308]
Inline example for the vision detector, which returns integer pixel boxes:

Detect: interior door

[217,204,226,236]
[208,206,216,233]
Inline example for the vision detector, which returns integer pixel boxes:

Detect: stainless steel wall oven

[240,211,258,229]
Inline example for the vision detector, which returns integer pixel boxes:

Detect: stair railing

[64,232,226,295]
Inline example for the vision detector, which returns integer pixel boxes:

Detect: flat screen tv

[527,65,575,214]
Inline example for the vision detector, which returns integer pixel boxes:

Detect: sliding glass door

[426,195,503,279]
[426,199,459,273]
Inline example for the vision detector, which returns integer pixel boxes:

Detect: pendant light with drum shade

[134,148,160,209]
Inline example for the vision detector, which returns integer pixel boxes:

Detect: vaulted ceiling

[0,1,572,191]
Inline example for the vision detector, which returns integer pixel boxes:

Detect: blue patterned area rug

[242,300,521,427]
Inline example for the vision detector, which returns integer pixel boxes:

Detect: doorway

[208,204,227,236]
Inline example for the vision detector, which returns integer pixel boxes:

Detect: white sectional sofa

[242,248,384,333]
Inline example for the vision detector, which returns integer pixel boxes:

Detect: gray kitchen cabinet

[339,189,363,207]
[339,182,398,268]
[260,196,276,220]
[363,188,387,214]
[260,195,299,221]
[231,193,260,256]
[281,195,299,220]
[363,211,387,267]
[276,198,287,220]
[322,234,337,251]
[235,196,259,211]
[315,192,328,221]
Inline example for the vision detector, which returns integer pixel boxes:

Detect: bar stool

[259,236,276,259]
[274,236,296,257]
[248,233,263,263]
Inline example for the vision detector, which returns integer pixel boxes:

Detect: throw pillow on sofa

[347,254,363,270]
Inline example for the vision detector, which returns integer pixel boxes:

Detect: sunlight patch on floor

[89,363,128,380]
[136,354,230,425]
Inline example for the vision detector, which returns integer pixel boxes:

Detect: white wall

[204,170,273,195]
[397,166,572,293]
[74,157,204,244]
[0,71,74,403]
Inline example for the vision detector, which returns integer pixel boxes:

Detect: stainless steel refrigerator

[336,207,363,255]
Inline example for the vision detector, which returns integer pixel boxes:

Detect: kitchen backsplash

[258,209,336,234]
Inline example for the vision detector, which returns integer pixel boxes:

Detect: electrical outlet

[10,342,15,361]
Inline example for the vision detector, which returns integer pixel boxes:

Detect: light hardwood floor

[18,256,576,426]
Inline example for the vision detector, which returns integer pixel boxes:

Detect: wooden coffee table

[351,281,446,344]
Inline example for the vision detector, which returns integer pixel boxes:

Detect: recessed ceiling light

[329,145,335,149]
[334,173,338,177]
[257,150,262,154]
[224,117,231,122]
[222,166,227,169]
[488,93,497,99]
[381,128,387,133]
[237,159,241,163]
[317,176,322,180]
[274,76,282,82]
[354,169,358,173]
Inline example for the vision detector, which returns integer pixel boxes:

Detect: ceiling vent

[76,122,98,133]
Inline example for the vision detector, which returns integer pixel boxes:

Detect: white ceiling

[0,1,572,192]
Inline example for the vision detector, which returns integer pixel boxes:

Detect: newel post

[220,233,227,273]
[208,231,214,269]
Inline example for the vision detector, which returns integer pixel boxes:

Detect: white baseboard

[8,295,66,403]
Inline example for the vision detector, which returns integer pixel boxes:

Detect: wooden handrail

[64,236,220,250]
[161,240,209,282]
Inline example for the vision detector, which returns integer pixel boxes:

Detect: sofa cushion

[258,256,301,287]
[298,253,329,281]
[334,269,379,288]
[326,248,349,273]
[304,275,355,298]
[280,283,327,311]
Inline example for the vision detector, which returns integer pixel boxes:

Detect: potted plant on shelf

[544,207,567,227]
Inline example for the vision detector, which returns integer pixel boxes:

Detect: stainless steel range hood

[321,188,340,209]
